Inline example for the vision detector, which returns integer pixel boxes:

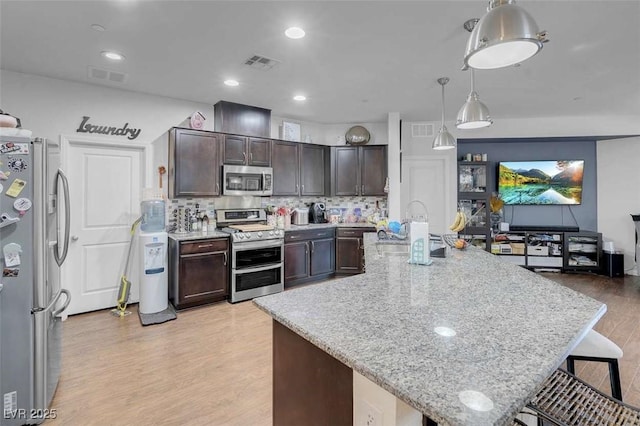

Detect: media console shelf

[492,228,602,273]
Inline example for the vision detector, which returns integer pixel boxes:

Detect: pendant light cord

[470,69,476,93]
[441,83,446,127]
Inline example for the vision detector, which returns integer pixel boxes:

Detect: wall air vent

[244,54,281,70]
[88,66,129,84]
[411,122,434,138]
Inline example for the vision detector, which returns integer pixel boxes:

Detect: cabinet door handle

[361,184,364,194]
[310,240,315,253]
[301,184,305,192]
[250,152,253,162]
[216,183,219,193]
[198,244,214,248]
[296,183,299,192]
[223,252,228,266]
[355,184,358,193]
[243,152,247,163]
[305,243,308,254]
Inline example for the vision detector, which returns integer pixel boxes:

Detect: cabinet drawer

[336,227,374,238]
[285,228,335,243]
[180,239,228,254]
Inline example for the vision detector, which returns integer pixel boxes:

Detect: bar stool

[566,329,624,401]
[524,368,640,425]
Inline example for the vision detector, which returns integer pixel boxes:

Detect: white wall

[1,70,218,187]
[597,136,640,273]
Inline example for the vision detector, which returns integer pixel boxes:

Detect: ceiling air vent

[411,122,434,138]
[88,66,129,84]
[244,54,281,70]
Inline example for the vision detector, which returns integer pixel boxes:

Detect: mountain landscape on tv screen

[498,161,584,205]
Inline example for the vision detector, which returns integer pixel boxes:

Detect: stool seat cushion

[571,329,623,359]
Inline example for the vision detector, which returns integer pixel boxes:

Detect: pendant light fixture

[463,0,548,70]
[456,69,492,129]
[432,77,456,150]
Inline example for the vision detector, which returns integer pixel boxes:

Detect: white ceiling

[1,1,639,125]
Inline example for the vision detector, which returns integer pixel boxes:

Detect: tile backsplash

[165,195,388,231]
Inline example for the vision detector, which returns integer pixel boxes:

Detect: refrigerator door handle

[53,169,71,266]
[50,288,71,317]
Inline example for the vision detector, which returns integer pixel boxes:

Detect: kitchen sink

[374,242,410,256]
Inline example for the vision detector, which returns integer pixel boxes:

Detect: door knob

[71,235,79,241]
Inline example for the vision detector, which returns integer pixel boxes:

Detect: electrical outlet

[357,398,382,426]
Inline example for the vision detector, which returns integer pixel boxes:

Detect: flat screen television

[498,160,584,205]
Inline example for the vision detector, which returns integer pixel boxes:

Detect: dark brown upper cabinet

[213,100,271,138]
[272,141,329,197]
[168,128,221,198]
[272,140,300,196]
[223,134,271,166]
[332,145,387,196]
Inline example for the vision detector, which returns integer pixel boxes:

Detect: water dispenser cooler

[139,191,168,314]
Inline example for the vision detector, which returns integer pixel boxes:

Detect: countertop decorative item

[282,121,301,142]
[189,111,206,129]
[345,125,370,145]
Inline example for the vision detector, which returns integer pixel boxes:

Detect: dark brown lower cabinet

[335,227,375,274]
[169,238,229,309]
[284,228,335,287]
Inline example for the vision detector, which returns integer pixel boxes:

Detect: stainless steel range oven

[217,209,284,303]
[231,239,283,303]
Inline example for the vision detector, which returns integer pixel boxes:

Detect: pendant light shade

[433,77,456,151]
[463,0,548,69]
[456,69,492,129]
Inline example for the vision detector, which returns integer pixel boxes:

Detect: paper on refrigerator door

[408,221,431,265]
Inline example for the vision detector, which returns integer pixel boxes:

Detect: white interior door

[61,136,147,315]
[401,156,455,235]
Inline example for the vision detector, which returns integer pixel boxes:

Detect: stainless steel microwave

[222,165,273,196]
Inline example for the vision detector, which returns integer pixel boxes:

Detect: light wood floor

[47,273,640,425]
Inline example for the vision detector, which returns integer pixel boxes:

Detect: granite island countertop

[253,233,606,425]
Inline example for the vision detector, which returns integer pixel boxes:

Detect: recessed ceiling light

[101,51,124,61]
[224,79,239,87]
[90,24,105,32]
[285,27,305,39]
[293,95,306,101]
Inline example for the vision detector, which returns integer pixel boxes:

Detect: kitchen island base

[273,320,352,425]
[274,320,434,426]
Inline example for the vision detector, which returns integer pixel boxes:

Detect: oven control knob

[245,233,252,239]
[257,232,263,238]
[237,234,244,240]
[269,231,274,236]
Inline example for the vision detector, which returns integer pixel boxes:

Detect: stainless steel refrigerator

[0,136,71,425]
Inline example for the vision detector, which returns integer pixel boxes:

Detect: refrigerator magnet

[0,183,3,194]
[3,243,22,267]
[0,170,9,180]
[5,178,25,197]
[13,198,32,215]
[0,213,20,229]
[2,268,19,277]
[7,157,27,172]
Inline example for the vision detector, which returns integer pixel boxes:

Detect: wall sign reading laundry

[76,116,142,140]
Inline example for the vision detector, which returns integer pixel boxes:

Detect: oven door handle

[232,239,283,252]
[234,262,283,275]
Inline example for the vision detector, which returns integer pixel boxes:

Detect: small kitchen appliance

[309,202,327,223]
[292,207,309,225]
[216,208,284,303]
